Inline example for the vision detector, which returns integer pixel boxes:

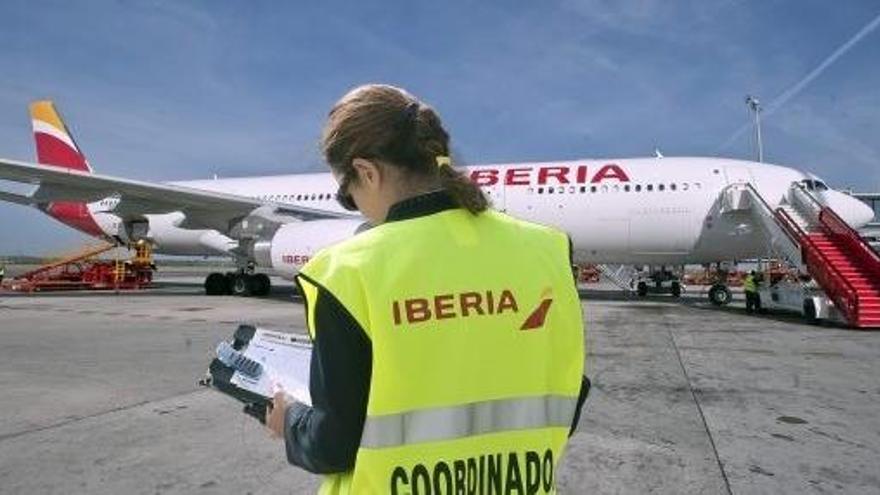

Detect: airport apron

[298,208,585,495]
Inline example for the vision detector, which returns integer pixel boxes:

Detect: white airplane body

[0,102,874,289]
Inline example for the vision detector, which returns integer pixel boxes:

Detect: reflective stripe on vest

[360,395,577,449]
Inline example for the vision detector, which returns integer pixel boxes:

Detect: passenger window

[682,183,689,191]
[670,183,676,191]
[624,184,631,192]
[590,185,597,193]
[548,187,555,194]
[569,186,575,194]
[635,184,642,192]
[694,182,702,190]
[580,186,586,193]
[647,184,654,192]
[658,184,665,191]
[601,185,609,193]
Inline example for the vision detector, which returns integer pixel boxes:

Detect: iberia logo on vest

[390,288,553,331]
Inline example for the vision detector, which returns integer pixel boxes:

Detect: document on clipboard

[203,325,312,408]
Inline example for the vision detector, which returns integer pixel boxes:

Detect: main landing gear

[204,271,271,297]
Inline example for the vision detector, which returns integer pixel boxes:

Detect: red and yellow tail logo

[30,100,91,172]
[520,288,554,331]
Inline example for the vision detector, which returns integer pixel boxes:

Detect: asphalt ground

[0,275,878,494]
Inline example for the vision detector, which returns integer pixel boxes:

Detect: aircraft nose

[825,191,875,229]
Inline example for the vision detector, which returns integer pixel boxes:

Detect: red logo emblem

[520,288,554,331]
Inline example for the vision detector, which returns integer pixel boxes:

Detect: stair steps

[805,226,880,328]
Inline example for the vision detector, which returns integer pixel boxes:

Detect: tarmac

[0,272,878,494]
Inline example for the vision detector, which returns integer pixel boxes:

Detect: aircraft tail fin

[29,100,92,173]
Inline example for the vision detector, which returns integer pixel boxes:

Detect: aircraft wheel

[637,281,648,297]
[231,273,253,297]
[671,281,681,298]
[708,284,732,306]
[205,272,229,295]
[252,273,271,296]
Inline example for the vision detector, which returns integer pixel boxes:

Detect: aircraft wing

[0,189,36,206]
[0,157,354,231]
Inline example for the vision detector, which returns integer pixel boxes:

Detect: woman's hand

[265,389,292,439]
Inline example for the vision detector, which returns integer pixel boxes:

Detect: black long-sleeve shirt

[284,191,590,474]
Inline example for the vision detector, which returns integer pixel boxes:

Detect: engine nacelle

[253,219,366,279]
[119,212,238,256]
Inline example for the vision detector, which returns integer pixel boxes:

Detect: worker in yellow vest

[265,84,589,494]
[744,270,761,314]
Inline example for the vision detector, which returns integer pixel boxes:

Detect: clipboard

[200,324,312,423]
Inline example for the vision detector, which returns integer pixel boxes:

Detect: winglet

[30,100,92,173]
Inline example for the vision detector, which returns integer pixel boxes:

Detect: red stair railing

[776,207,860,324]
[788,185,866,325]
[819,207,880,281]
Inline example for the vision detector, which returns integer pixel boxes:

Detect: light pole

[745,95,763,162]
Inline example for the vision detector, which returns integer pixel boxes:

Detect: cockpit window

[800,179,829,191]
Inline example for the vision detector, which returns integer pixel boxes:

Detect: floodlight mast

[745,95,764,162]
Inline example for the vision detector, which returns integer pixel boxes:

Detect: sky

[0,0,878,255]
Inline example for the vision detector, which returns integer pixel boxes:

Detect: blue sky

[0,0,878,254]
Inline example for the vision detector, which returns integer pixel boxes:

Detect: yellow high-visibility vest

[743,275,757,293]
[297,208,585,494]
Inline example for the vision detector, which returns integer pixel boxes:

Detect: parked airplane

[0,101,874,301]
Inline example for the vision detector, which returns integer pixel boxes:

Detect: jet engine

[253,218,366,279]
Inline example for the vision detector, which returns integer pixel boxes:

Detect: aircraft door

[723,166,754,185]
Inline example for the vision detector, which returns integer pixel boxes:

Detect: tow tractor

[635,266,683,298]
[755,274,846,325]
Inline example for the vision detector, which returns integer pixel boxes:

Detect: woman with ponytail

[311,84,490,223]
[265,84,588,495]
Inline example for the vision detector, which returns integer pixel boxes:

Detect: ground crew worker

[0,262,5,285]
[744,270,760,314]
[264,84,590,494]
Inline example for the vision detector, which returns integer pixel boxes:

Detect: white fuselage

[84,157,869,268]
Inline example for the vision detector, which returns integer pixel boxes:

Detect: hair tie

[435,155,451,168]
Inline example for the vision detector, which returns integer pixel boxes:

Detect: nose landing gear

[708,283,733,306]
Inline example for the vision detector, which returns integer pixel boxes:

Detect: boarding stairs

[725,182,880,328]
[777,204,814,233]
[596,264,638,292]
